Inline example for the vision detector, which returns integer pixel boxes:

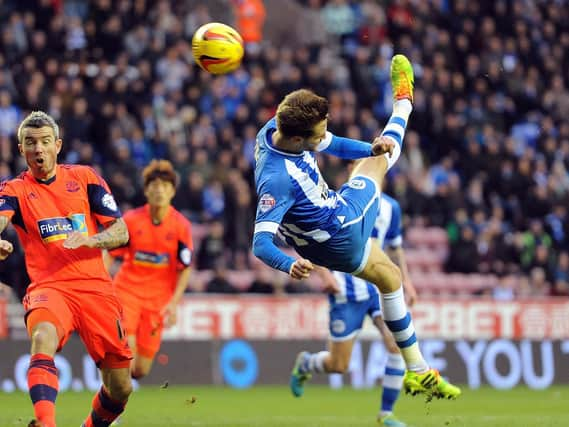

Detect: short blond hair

[276,89,328,138]
[17,111,59,143]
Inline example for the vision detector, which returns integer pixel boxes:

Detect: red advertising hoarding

[163,296,569,340]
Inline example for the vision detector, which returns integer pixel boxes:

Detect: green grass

[2,385,568,427]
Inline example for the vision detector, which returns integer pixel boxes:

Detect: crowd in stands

[0,0,568,299]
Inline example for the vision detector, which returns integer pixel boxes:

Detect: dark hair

[142,159,177,188]
[276,89,328,138]
[17,111,59,143]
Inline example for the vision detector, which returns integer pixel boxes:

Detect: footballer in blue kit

[292,194,417,426]
[252,55,461,401]
[254,117,381,274]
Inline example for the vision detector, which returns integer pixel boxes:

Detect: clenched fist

[289,258,314,280]
[371,136,395,157]
[0,239,13,261]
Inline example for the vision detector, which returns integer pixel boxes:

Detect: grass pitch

[1,385,567,427]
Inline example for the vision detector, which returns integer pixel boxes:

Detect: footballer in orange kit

[105,159,193,379]
[0,111,132,427]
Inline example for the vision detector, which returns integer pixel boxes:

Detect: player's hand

[161,302,178,328]
[371,136,395,157]
[0,239,13,261]
[404,281,418,308]
[63,231,93,249]
[289,258,314,280]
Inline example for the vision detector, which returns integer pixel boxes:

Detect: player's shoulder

[0,172,28,194]
[170,207,192,228]
[60,164,90,174]
[255,118,284,163]
[257,117,277,140]
[123,206,147,220]
[60,164,104,183]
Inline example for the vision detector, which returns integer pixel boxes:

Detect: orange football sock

[83,386,126,427]
[28,353,58,427]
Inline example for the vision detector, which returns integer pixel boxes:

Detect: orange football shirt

[111,205,193,308]
[0,165,122,292]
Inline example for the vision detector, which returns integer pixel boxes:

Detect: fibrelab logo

[38,214,88,242]
[133,251,170,267]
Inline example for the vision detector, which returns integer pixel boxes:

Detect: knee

[108,378,133,402]
[31,323,58,354]
[378,264,402,293]
[387,265,402,289]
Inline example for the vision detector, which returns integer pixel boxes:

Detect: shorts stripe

[345,276,355,301]
[351,238,372,275]
[329,328,360,342]
[341,183,379,228]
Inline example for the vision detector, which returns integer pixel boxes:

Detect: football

[191,22,244,75]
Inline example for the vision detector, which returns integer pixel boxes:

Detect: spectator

[492,275,515,301]
[445,226,479,274]
[232,0,266,52]
[0,91,20,137]
[0,0,566,297]
[205,261,238,294]
[196,220,226,270]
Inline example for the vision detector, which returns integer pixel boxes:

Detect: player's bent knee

[30,322,59,355]
[383,271,402,292]
[108,379,133,402]
[379,265,402,292]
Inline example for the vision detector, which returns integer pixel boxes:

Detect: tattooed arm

[63,218,129,251]
[0,216,14,261]
[89,218,129,249]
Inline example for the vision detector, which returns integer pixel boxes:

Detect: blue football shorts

[328,292,382,341]
[296,175,380,274]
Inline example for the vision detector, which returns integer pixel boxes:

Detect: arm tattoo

[91,218,129,250]
[0,216,9,234]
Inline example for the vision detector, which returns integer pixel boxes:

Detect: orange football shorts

[24,283,132,369]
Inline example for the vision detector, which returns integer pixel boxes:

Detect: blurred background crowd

[0,0,568,300]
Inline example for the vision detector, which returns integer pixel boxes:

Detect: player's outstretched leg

[289,351,316,397]
[349,54,414,184]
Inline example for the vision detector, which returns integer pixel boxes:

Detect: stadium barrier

[1,296,568,391]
